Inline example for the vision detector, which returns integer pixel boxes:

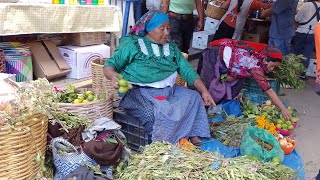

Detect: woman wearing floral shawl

[198,38,292,120]
[103,10,215,145]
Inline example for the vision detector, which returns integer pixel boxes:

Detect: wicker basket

[54,89,114,121]
[205,0,227,20]
[0,114,48,179]
[0,49,5,73]
[91,59,121,102]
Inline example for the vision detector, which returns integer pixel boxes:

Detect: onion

[279,139,288,147]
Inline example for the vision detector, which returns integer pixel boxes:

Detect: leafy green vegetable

[269,54,306,90]
[51,112,90,130]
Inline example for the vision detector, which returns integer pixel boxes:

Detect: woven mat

[0,3,123,35]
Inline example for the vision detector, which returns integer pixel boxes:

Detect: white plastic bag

[146,0,162,10]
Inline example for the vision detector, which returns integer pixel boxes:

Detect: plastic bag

[146,0,162,10]
[240,126,284,162]
[51,137,97,180]
[208,100,242,122]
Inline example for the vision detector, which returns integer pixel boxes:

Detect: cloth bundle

[83,136,124,166]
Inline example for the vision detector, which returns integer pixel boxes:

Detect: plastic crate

[113,109,151,152]
[243,78,280,103]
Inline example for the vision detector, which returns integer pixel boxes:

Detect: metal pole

[121,0,132,38]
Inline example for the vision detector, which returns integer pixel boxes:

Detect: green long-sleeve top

[104,35,200,86]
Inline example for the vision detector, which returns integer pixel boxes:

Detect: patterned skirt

[119,85,211,144]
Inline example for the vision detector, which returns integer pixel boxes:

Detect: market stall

[0,1,309,179]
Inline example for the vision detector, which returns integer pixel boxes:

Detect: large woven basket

[205,0,227,20]
[91,59,121,102]
[54,89,113,121]
[0,49,5,73]
[0,114,48,179]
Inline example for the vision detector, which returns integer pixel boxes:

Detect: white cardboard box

[59,44,110,79]
[306,58,316,77]
[204,17,220,34]
[192,31,215,50]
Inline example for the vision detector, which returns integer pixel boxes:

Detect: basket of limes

[53,85,113,121]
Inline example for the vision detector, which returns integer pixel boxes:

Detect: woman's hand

[265,88,292,120]
[111,75,120,89]
[202,91,216,106]
[104,66,120,89]
[193,78,216,106]
[281,108,293,120]
[226,75,236,82]
[197,20,204,31]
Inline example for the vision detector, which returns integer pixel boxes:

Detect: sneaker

[300,76,308,81]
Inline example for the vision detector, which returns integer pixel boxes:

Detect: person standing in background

[162,0,204,54]
[261,0,298,56]
[293,0,320,80]
[213,0,271,41]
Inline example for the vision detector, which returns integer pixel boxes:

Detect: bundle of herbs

[209,115,256,148]
[0,78,56,125]
[269,54,306,90]
[115,142,296,180]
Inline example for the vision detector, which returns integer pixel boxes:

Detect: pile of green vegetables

[269,54,306,90]
[242,99,298,122]
[115,142,296,180]
[51,112,90,130]
[209,115,256,148]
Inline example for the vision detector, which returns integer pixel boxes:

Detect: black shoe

[300,76,308,81]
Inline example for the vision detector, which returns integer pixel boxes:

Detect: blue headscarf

[129,10,169,37]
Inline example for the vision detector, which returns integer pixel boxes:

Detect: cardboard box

[63,32,107,46]
[59,44,110,79]
[192,31,215,50]
[30,41,71,80]
[204,17,220,34]
[306,59,316,77]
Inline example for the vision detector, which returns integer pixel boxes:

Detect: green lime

[291,117,299,122]
[82,99,89,103]
[119,79,128,87]
[288,125,294,130]
[276,119,283,124]
[272,157,281,164]
[118,86,128,94]
[87,95,95,101]
[73,99,82,104]
[85,90,93,96]
[281,124,288,129]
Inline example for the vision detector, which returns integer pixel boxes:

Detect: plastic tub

[276,127,293,136]
[281,142,295,155]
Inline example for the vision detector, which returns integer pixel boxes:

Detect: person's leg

[301,34,316,74]
[181,17,195,54]
[316,169,320,180]
[169,16,184,51]
[293,32,305,57]
[119,88,155,134]
[212,21,235,41]
[269,38,291,56]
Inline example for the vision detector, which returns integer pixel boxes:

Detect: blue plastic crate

[113,109,151,152]
[243,78,280,103]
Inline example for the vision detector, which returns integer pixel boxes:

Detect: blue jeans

[293,32,315,76]
[268,37,292,56]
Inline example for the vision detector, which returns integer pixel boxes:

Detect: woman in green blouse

[104,10,215,145]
